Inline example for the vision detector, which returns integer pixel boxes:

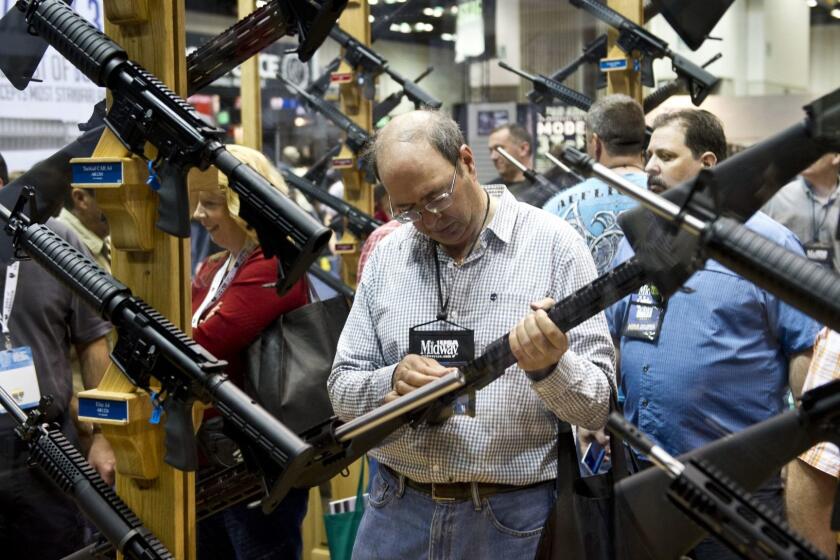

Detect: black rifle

[608,413,826,560]
[0,389,173,560]
[328,25,442,110]
[570,0,720,105]
[281,168,382,237]
[186,0,347,92]
[500,61,594,113]
[282,77,371,154]
[303,143,343,188]
[493,146,565,207]
[528,34,607,105]
[306,56,342,98]
[0,0,332,296]
[374,66,434,123]
[0,190,314,514]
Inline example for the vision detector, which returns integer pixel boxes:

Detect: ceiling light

[369,15,375,22]
[423,7,434,16]
[806,0,817,6]
[441,33,456,41]
[832,7,840,17]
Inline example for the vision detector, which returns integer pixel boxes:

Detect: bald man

[329,110,615,559]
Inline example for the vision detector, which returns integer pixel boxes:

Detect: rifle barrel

[497,61,537,82]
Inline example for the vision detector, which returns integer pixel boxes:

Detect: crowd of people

[0,95,838,560]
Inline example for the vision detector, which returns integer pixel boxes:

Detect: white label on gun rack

[599,58,629,72]
[0,346,41,413]
[71,161,125,188]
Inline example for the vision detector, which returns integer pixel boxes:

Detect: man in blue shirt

[543,94,647,274]
[605,109,819,560]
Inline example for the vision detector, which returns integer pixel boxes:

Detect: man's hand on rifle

[509,297,569,378]
[383,354,453,404]
[88,432,117,486]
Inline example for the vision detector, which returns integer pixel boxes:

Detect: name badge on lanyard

[622,284,666,342]
[0,262,41,412]
[804,242,834,268]
[409,319,475,417]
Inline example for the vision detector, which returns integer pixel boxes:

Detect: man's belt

[383,465,549,502]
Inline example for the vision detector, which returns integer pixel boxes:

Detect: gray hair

[364,109,465,180]
[585,94,646,157]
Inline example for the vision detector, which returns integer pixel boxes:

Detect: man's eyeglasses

[389,165,458,224]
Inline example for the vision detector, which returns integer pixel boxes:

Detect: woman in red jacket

[190,144,309,560]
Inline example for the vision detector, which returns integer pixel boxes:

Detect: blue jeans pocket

[367,470,395,509]
[483,485,553,538]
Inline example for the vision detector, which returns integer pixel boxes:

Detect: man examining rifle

[603,109,819,560]
[329,110,615,559]
[0,151,114,559]
[543,94,648,274]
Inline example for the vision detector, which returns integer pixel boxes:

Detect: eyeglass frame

[388,163,459,224]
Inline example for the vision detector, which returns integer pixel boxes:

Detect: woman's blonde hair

[190,144,289,241]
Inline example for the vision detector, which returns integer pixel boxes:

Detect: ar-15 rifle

[328,25,442,110]
[282,77,371,154]
[570,0,719,106]
[0,190,314,514]
[374,66,434,123]
[186,0,346,92]
[281,168,382,237]
[493,146,565,207]
[0,0,332,295]
[608,413,826,560]
[528,34,608,105]
[0,389,173,560]
[500,61,594,112]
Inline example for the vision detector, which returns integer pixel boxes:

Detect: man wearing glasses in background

[329,110,615,559]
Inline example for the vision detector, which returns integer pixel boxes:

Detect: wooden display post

[605,0,644,103]
[330,0,375,289]
[73,1,195,558]
[300,2,372,558]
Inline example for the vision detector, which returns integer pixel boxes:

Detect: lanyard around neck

[1,262,20,349]
[191,245,253,328]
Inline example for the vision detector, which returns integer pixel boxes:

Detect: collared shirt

[799,328,840,477]
[606,212,821,457]
[57,208,111,273]
[543,173,648,275]
[330,185,615,485]
[762,176,840,274]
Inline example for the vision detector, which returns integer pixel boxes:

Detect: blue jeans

[352,467,555,560]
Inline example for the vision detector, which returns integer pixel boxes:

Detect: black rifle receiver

[0,390,174,560]
[329,26,442,109]
[281,168,382,237]
[374,66,435,122]
[303,143,343,187]
[1,0,331,296]
[528,34,607,105]
[306,56,342,98]
[499,61,593,112]
[283,77,371,154]
[570,0,720,106]
[0,190,315,513]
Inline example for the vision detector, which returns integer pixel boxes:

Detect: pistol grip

[163,398,199,471]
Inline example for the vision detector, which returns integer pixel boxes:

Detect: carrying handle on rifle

[704,216,840,331]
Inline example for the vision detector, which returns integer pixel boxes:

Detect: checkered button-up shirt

[329,185,616,485]
[799,328,840,477]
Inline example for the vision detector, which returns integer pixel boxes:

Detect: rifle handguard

[703,217,840,330]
